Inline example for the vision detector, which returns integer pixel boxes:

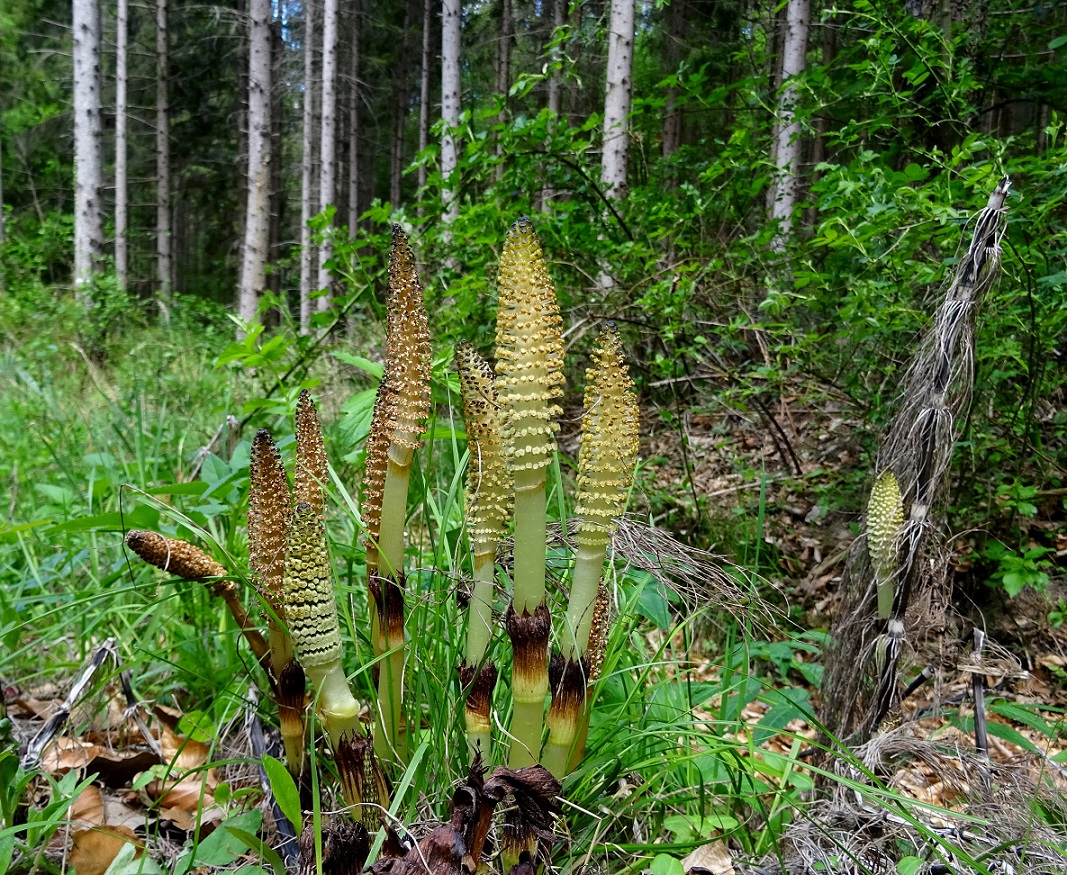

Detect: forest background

[2,0,1067,872]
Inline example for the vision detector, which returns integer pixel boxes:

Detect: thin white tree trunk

[493,0,511,183]
[440,0,461,239]
[348,0,361,233]
[417,0,432,215]
[156,0,172,297]
[237,0,273,326]
[299,0,317,333]
[114,0,128,288]
[73,0,105,293]
[390,5,412,207]
[768,0,810,252]
[598,0,633,291]
[316,0,338,314]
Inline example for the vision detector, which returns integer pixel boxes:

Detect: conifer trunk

[299,0,317,333]
[417,0,432,214]
[156,0,172,298]
[316,0,338,314]
[348,0,362,234]
[114,0,128,289]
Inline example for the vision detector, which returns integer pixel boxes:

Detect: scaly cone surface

[494,217,564,767]
[867,470,904,620]
[295,389,329,520]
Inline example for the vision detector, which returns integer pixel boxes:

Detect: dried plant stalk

[495,217,564,768]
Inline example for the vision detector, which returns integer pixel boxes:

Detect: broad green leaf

[261,755,301,832]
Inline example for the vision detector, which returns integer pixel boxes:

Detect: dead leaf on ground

[69,825,143,875]
[683,840,734,875]
[39,736,160,785]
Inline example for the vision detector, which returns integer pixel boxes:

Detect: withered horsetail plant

[544,324,639,778]
[456,341,512,760]
[248,427,306,776]
[494,217,564,768]
[361,224,431,767]
[819,176,1012,742]
[124,530,269,663]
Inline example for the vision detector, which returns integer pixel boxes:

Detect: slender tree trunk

[598,0,634,291]
[269,17,284,297]
[73,0,105,293]
[348,0,362,233]
[601,0,634,200]
[316,0,338,313]
[114,0,128,289]
[416,0,432,215]
[492,0,512,183]
[440,0,461,240]
[768,0,809,252]
[662,0,684,160]
[237,0,273,326]
[390,1,414,207]
[541,0,564,213]
[299,0,317,333]
[156,0,172,297]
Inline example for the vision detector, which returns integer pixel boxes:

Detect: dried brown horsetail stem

[277,658,307,777]
[456,341,512,568]
[368,572,406,646]
[298,816,369,875]
[125,530,269,662]
[295,389,329,519]
[335,731,392,831]
[457,661,498,754]
[249,428,292,617]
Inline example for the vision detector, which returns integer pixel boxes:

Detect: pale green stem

[511,472,547,614]
[562,531,608,661]
[509,699,546,768]
[876,573,894,620]
[306,660,362,749]
[374,642,405,767]
[465,555,496,665]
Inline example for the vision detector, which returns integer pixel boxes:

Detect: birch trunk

[237,0,273,326]
[416,0,432,214]
[492,0,511,183]
[598,0,634,291]
[156,0,172,297]
[768,0,809,252]
[316,0,338,314]
[299,0,317,333]
[73,0,105,292]
[115,0,128,288]
[440,0,461,238]
[348,0,362,234]
[541,0,564,213]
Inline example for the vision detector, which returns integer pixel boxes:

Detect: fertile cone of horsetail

[494,217,564,767]
[456,342,512,759]
[283,501,361,747]
[364,225,431,767]
[295,389,330,519]
[543,325,638,777]
[125,530,269,662]
[867,470,904,619]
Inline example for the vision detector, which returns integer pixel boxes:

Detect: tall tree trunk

[492,0,512,183]
[114,0,128,289]
[348,0,362,234]
[662,0,684,161]
[440,0,461,241]
[237,0,273,326]
[269,17,284,297]
[390,1,413,207]
[73,0,105,292]
[416,0,432,216]
[316,0,338,313]
[597,0,634,292]
[541,0,564,213]
[299,0,317,333]
[768,0,809,253]
[601,0,633,201]
[156,0,172,297]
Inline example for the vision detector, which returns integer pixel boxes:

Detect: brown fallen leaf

[683,840,734,875]
[70,785,107,828]
[69,825,143,875]
[39,737,161,786]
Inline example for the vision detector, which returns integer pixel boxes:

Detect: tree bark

[601,0,634,201]
[662,0,684,160]
[299,0,317,333]
[768,0,809,252]
[541,0,564,213]
[417,0,432,215]
[440,0,461,239]
[316,0,339,313]
[156,0,172,297]
[114,0,128,289]
[73,0,105,292]
[390,1,414,207]
[492,0,512,182]
[348,0,362,234]
[237,0,273,326]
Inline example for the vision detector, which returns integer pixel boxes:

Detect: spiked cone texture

[494,217,564,768]
[295,389,330,520]
[284,501,360,746]
[456,342,512,759]
[867,470,904,619]
[544,325,638,777]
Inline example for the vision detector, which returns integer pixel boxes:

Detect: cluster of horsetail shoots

[456,341,512,758]
[493,217,565,768]
[543,325,638,777]
[360,225,431,767]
